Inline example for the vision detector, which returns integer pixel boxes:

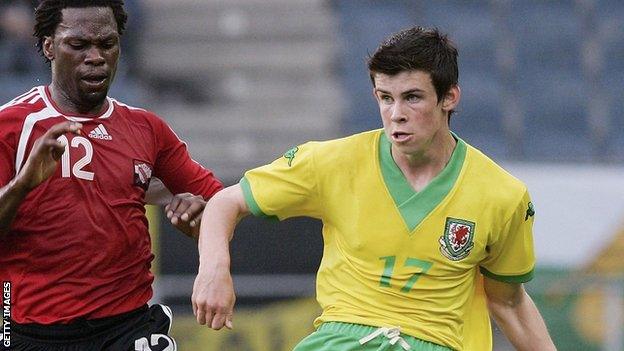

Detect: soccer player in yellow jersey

[192,27,556,351]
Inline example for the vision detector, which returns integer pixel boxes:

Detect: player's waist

[317,322,454,351]
[9,273,154,324]
[11,304,148,340]
[315,310,461,350]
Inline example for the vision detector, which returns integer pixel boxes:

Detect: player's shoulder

[317,129,380,147]
[463,141,528,201]
[0,87,48,122]
[110,98,153,118]
[109,98,169,126]
[300,129,381,161]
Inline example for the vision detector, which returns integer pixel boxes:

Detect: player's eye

[381,95,394,104]
[101,41,116,50]
[69,42,85,50]
[406,94,421,103]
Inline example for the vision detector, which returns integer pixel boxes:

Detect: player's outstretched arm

[0,121,82,235]
[484,277,557,351]
[192,183,250,330]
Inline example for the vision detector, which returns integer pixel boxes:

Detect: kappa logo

[439,218,475,261]
[525,202,535,221]
[88,124,112,140]
[133,160,153,190]
[283,146,299,167]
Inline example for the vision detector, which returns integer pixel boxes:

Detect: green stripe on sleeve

[479,266,535,283]
[239,176,268,218]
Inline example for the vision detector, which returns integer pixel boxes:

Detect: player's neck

[47,83,108,116]
[391,132,456,192]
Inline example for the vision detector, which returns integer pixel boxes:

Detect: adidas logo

[88,124,112,140]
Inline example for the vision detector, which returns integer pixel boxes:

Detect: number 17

[379,256,433,293]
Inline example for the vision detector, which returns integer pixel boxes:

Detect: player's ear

[43,36,55,61]
[442,85,460,112]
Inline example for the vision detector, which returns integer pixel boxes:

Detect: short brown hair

[368,27,459,108]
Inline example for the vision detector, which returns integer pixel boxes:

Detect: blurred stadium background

[1,0,623,350]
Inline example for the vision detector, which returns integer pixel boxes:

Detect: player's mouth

[391,131,412,143]
[81,74,108,89]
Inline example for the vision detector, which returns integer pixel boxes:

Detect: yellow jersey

[240,129,535,350]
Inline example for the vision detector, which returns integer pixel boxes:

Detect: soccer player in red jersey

[0,1,222,349]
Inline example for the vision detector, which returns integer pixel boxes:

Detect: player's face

[373,70,459,157]
[44,7,120,113]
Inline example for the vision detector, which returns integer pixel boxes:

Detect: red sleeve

[152,118,223,199]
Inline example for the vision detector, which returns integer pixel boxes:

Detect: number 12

[379,256,433,293]
[58,135,94,181]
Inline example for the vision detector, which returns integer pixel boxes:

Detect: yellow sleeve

[479,190,536,283]
[240,142,322,220]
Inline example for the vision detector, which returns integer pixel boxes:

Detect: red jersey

[0,86,222,324]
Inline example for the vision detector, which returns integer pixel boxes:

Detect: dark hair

[368,27,459,114]
[34,0,127,61]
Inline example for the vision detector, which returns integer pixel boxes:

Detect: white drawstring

[358,326,411,350]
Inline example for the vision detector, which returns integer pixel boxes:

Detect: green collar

[378,132,467,232]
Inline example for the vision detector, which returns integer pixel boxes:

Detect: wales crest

[439,218,475,261]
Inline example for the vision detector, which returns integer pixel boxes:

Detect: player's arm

[151,118,223,239]
[0,176,30,235]
[191,183,249,330]
[484,277,556,351]
[0,121,82,235]
[145,178,211,238]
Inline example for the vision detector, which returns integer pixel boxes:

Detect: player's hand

[192,266,235,330]
[16,121,82,191]
[165,193,206,238]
